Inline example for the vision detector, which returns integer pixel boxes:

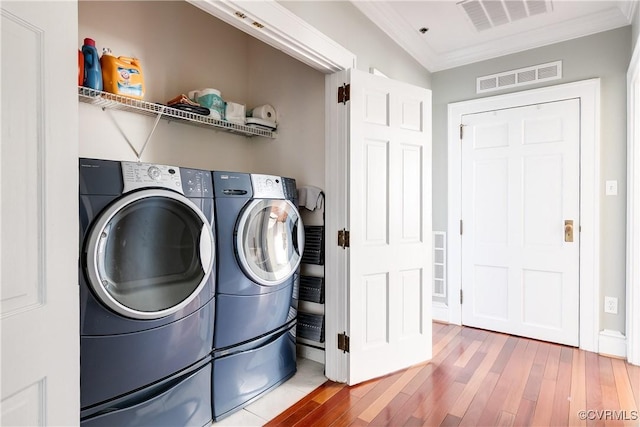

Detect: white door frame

[627,42,640,366]
[447,79,601,353]
[324,72,349,383]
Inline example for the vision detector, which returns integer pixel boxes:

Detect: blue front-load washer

[79,158,216,412]
[212,172,304,349]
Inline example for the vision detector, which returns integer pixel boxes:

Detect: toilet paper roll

[247,104,276,122]
[225,102,246,125]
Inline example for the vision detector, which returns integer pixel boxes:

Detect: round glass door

[85,189,214,319]
[236,199,304,286]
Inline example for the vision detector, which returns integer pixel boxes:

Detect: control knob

[147,166,161,180]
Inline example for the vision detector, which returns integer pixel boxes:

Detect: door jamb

[627,43,640,365]
[324,70,350,382]
[447,79,601,352]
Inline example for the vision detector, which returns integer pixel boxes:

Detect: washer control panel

[181,168,212,198]
[251,174,285,199]
[121,161,184,194]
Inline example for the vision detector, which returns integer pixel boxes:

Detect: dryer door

[85,189,215,320]
[236,199,304,286]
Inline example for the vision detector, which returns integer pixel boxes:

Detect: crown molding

[353,2,631,72]
[434,7,630,71]
[619,0,638,22]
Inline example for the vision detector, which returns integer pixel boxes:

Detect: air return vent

[460,0,553,32]
[476,61,562,93]
[433,232,446,298]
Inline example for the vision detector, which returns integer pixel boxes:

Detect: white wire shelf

[77,86,276,139]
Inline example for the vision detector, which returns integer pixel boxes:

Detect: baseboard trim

[598,329,627,358]
[433,302,449,323]
[297,344,325,364]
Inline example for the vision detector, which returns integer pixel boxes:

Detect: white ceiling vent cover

[460,0,554,32]
[476,61,562,93]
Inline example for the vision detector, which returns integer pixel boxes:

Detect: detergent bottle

[78,50,84,86]
[100,48,145,99]
[82,38,102,90]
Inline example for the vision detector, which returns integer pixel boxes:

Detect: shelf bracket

[137,107,166,161]
[105,109,141,159]
[105,105,166,161]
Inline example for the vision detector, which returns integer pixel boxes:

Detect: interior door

[1,1,79,425]
[344,69,432,385]
[460,99,580,346]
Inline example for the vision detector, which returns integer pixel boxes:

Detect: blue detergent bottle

[82,38,103,91]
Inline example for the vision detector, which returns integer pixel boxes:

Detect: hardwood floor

[267,323,640,426]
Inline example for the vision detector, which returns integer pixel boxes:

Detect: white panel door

[461,99,580,346]
[1,2,79,425]
[346,69,432,385]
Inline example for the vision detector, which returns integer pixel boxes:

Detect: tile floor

[212,358,326,426]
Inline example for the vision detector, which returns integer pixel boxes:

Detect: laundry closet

[78,0,327,422]
[78,1,325,183]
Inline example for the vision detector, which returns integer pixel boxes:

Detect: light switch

[605,180,618,196]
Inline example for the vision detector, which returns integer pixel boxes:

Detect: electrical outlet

[604,296,618,314]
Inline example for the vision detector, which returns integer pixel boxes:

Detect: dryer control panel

[251,174,285,199]
[121,161,184,194]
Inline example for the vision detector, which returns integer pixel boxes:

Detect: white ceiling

[351,0,637,72]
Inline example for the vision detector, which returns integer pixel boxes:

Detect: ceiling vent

[476,61,562,93]
[459,0,553,32]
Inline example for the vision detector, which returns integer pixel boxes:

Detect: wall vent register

[476,61,562,94]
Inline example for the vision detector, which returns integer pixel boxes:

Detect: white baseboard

[432,302,449,323]
[297,344,325,364]
[598,329,627,358]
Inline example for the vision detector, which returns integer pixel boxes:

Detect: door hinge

[460,289,463,304]
[460,124,464,140]
[338,83,350,104]
[338,332,350,353]
[338,229,350,249]
[459,219,463,235]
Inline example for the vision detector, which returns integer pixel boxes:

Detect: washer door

[85,189,214,320]
[236,199,304,286]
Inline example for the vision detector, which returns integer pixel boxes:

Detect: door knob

[564,220,574,242]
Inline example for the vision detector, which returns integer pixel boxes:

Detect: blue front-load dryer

[79,158,216,410]
[212,172,304,349]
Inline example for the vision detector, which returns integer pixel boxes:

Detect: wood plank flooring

[267,323,640,426]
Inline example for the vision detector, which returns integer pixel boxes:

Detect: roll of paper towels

[248,104,276,122]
